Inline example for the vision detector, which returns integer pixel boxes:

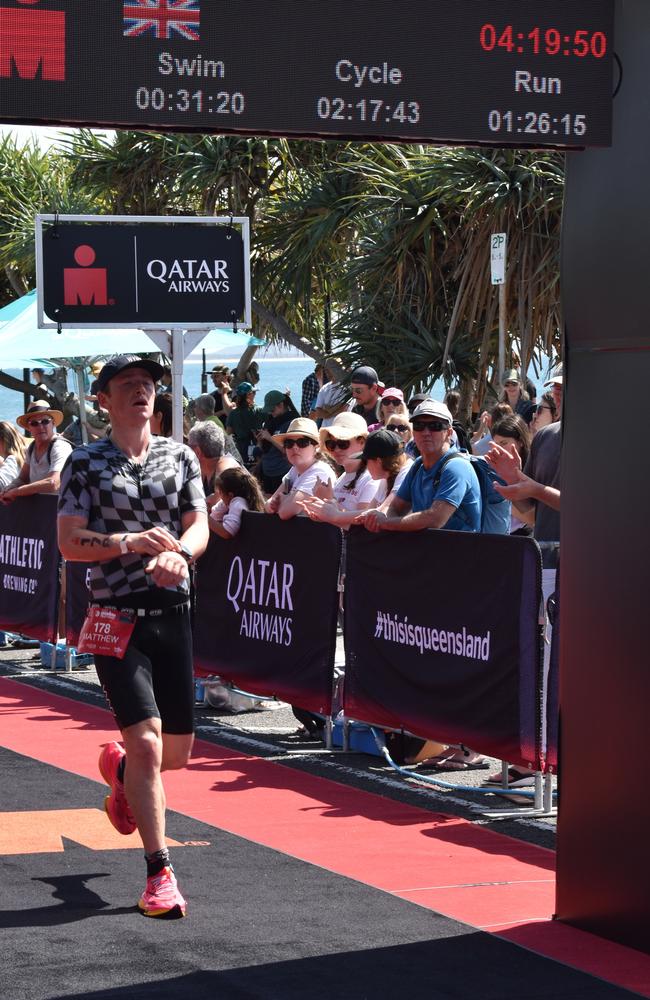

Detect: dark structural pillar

[557,0,650,952]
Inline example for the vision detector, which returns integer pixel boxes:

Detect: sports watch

[179,542,194,563]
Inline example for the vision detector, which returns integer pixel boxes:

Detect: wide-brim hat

[17,399,64,429]
[319,411,368,448]
[272,417,320,447]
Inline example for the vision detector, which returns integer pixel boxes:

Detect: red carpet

[1,676,649,996]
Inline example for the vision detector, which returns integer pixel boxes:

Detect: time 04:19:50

[489,110,587,136]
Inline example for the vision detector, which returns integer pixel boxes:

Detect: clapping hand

[485,440,522,484]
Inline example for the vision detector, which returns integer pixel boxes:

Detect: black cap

[407,392,429,412]
[94,355,164,393]
[354,428,403,461]
[350,365,379,386]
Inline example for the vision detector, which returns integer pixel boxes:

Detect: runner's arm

[57,515,183,562]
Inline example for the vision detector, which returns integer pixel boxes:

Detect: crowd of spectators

[0,356,562,786]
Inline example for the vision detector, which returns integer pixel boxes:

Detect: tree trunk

[252,299,325,363]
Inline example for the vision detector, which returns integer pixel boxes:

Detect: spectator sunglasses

[283,437,315,449]
[412,420,449,432]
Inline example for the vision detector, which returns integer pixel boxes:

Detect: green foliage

[0,131,565,390]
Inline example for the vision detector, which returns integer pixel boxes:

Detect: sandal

[484,766,534,788]
[417,748,488,771]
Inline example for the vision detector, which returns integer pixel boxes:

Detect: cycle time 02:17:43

[316,97,420,124]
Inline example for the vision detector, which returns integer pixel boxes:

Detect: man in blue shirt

[359,399,481,533]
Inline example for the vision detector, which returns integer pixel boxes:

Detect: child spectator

[209,467,265,539]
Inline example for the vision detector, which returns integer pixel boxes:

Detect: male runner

[57,355,209,918]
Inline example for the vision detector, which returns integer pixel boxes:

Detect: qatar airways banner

[343,527,543,768]
[0,495,61,643]
[36,215,250,329]
[194,512,341,715]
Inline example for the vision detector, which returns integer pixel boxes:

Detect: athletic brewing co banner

[194,512,341,715]
[0,495,60,643]
[344,528,543,768]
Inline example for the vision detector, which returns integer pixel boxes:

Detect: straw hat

[272,417,320,447]
[17,399,63,430]
[318,411,367,448]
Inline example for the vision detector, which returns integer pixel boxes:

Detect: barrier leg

[65,646,73,673]
[343,718,351,752]
[543,769,555,814]
[324,716,333,750]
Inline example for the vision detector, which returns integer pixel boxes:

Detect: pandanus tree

[0,131,564,401]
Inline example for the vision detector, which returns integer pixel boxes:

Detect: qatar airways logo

[145,257,230,294]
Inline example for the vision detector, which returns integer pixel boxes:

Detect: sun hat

[380,387,405,403]
[262,390,286,413]
[234,381,256,397]
[545,365,563,387]
[17,398,64,430]
[412,399,453,425]
[318,411,368,448]
[94,354,164,393]
[350,365,379,387]
[353,428,403,461]
[272,417,320,447]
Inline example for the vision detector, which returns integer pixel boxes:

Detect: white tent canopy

[0,290,262,440]
[0,292,251,367]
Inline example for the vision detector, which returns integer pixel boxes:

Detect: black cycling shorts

[95,606,194,734]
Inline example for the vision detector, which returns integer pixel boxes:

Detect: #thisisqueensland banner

[343,527,543,767]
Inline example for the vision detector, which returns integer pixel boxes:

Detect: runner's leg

[122,716,166,855]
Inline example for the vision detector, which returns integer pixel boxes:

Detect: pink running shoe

[138,866,187,919]
[98,741,136,835]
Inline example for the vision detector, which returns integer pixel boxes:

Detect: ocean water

[0,353,551,425]
[0,356,317,424]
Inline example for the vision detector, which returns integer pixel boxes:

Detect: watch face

[180,544,193,561]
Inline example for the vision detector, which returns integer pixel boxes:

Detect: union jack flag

[123,0,200,41]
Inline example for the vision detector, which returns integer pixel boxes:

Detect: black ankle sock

[146,848,171,878]
[117,756,126,783]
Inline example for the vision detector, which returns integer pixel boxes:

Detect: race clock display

[0,0,614,148]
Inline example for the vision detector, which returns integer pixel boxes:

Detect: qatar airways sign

[35,214,251,329]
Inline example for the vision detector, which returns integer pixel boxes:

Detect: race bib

[77,605,136,660]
